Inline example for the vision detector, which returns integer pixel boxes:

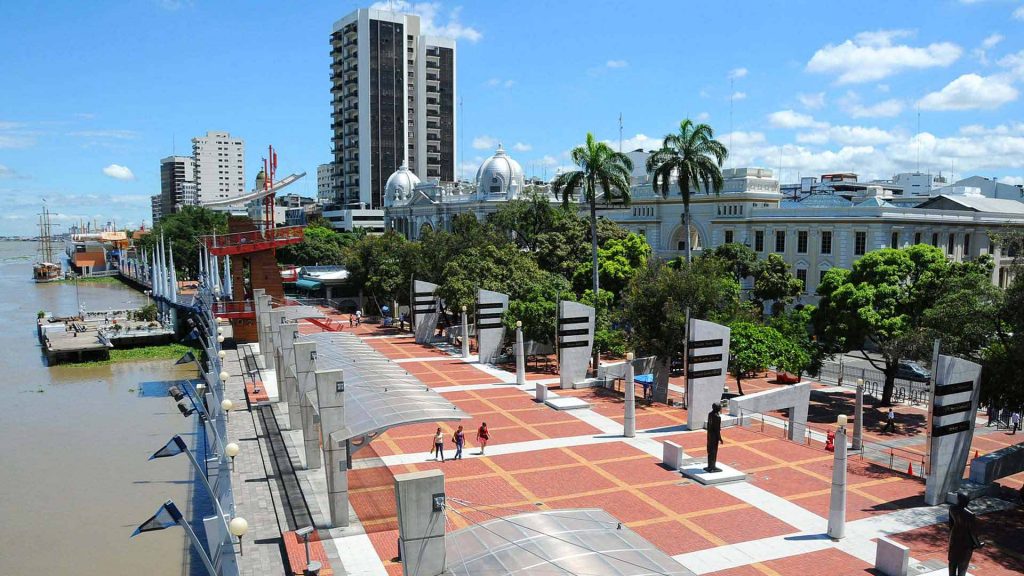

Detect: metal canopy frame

[298,332,469,455]
[279,305,326,321]
[443,508,695,576]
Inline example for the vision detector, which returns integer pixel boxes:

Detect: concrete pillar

[394,469,446,576]
[624,353,636,438]
[265,308,285,372]
[290,342,317,431]
[853,384,864,451]
[535,381,547,403]
[302,394,321,469]
[274,321,298,408]
[827,424,848,540]
[316,368,347,527]
[461,307,469,359]
[515,323,526,386]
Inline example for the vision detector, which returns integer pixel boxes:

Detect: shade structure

[298,332,469,451]
[295,278,323,291]
[444,508,695,575]
[279,304,325,321]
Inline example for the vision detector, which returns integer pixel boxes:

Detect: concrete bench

[969,442,1024,485]
[874,537,909,576]
[663,441,684,470]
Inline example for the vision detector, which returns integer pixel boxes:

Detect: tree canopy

[728,321,808,395]
[136,206,227,280]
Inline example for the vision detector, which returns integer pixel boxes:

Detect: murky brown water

[0,240,196,575]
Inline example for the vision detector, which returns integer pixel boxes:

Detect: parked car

[896,360,930,382]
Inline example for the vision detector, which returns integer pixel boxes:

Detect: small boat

[33,205,63,282]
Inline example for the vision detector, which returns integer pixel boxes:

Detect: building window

[964,233,971,256]
[755,230,764,252]
[915,232,921,244]
[854,231,866,256]
[775,230,786,252]
[796,269,807,292]
[725,230,734,244]
[890,231,899,249]
[819,269,828,284]
[931,232,939,247]
[947,233,955,255]
[797,230,808,253]
[821,230,832,255]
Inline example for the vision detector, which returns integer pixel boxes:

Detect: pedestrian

[452,425,465,460]
[400,312,407,331]
[431,427,445,462]
[355,309,362,325]
[476,422,489,455]
[986,405,996,427]
[883,408,896,434]
[348,314,355,327]
[1011,411,1021,435]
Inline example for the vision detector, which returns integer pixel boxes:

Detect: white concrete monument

[475,289,508,365]
[686,319,731,430]
[412,280,441,344]
[923,355,983,505]
[557,301,595,389]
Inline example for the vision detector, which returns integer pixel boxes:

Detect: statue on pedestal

[948,491,983,576]
[705,403,724,473]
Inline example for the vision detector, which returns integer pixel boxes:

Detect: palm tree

[552,132,633,370]
[646,119,728,264]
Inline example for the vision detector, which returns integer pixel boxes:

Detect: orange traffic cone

[974,450,979,459]
[907,462,914,476]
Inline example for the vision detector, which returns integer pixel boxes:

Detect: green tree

[276,225,355,267]
[646,119,728,265]
[553,132,633,368]
[573,232,651,299]
[813,244,989,406]
[622,257,740,400]
[505,272,571,346]
[343,231,417,314]
[728,322,809,395]
[136,206,228,280]
[768,305,827,378]
[752,253,803,316]
[704,242,757,282]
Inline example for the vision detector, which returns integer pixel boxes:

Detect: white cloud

[0,164,13,178]
[918,73,1018,110]
[728,67,748,79]
[68,129,138,139]
[838,92,904,118]
[876,84,891,93]
[1014,6,1024,21]
[0,134,35,149]
[807,29,961,83]
[102,164,135,181]
[797,92,826,109]
[695,112,710,121]
[159,0,193,10]
[731,91,747,101]
[981,33,1003,50]
[998,50,1024,77]
[512,142,532,152]
[768,110,827,129]
[615,133,663,152]
[472,135,498,150]
[370,2,482,42]
[606,59,628,69]
[485,78,514,88]
[999,176,1024,186]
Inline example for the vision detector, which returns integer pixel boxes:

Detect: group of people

[985,405,1021,434]
[430,422,489,462]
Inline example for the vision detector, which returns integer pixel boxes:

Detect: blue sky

[3,0,1024,235]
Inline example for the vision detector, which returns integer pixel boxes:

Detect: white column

[624,353,636,438]
[394,469,446,576]
[515,321,526,386]
[827,422,848,540]
[461,306,469,358]
[853,382,864,451]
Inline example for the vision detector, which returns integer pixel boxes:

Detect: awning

[295,278,322,290]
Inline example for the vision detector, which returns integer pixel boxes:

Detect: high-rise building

[158,155,197,221]
[192,131,246,204]
[329,8,457,210]
[317,163,338,203]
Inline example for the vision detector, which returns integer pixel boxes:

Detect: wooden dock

[38,314,176,364]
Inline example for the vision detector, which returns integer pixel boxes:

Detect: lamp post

[461,305,470,358]
[221,398,233,421]
[624,352,636,438]
[827,414,848,540]
[229,517,249,556]
[853,378,864,451]
[296,526,321,575]
[225,442,240,471]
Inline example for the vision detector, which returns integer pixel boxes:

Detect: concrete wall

[925,355,982,505]
[394,469,446,576]
[475,289,508,365]
[687,319,731,430]
[316,368,348,527]
[413,280,440,344]
[557,301,594,389]
[728,382,810,441]
[970,443,1024,485]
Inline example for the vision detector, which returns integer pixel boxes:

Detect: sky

[3,0,1024,236]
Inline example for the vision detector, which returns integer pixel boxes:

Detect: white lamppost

[225,442,240,470]
[221,398,233,421]
[229,517,249,556]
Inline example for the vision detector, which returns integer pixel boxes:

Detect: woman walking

[476,422,489,455]
[452,425,465,460]
[431,427,445,462]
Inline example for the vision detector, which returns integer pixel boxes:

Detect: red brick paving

[282,530,333,575]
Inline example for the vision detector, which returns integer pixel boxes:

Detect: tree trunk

[880,368,896,407]
[736,373,744,396]
[684,204,692,265]
[590,195,600,372]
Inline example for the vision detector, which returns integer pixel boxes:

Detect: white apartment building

[317,163,338,203]
[192,130,245,204]
[329,8,457,210]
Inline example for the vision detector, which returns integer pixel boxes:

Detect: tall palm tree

[553,132,633,370]
[646,119,728,264]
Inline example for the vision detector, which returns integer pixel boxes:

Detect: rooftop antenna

[618,112,623,154]
[729,77,734,168]
[916,106,921,173]
[459,96,464,181]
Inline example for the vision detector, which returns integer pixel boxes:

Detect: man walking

[1011,410,1021,435]
[883,408,896,434]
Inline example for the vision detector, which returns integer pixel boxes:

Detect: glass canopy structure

[297,331,470,453]
[280,304,326,321]
[444,508,694,575]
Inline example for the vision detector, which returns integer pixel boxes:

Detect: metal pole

[624,353,636,438]
[827,424,848,539]
[165,501,218,576]
[172,437,231,534]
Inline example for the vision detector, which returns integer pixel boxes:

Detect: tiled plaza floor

[295,319,1024,575]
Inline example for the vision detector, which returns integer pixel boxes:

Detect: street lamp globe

[516,320,522,328]
[221,399,233,412]
[217,327,225,336]
[218,350,226,360]
[219,371,230,381]
[217,335,225,343]
[856,378,864,387]
[225,442,240,458]
[229,517,248,536]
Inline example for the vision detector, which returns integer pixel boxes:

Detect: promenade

[224,315,1024,576]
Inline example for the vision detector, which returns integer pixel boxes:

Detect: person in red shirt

[476,422,489,455]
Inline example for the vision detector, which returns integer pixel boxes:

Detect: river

[0,240,195,575]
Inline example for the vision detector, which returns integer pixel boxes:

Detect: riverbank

[61,342,199,366]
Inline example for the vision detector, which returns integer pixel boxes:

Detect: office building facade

[192,130,246,204]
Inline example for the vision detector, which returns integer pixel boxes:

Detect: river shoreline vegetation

[63,343,200,367]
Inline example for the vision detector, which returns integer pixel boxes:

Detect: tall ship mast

[33,205,62,282]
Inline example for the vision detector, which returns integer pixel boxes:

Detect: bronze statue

[948,491,983,576]
[705,403,724,473]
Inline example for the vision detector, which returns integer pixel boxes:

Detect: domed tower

[475,144,525,200]
[384,164,421,207]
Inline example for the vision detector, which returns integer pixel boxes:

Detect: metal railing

[201,226,304,250]
[813,362,930,405]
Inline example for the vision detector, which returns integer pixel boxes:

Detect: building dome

[384,164,421,206]
[476,144,525,200]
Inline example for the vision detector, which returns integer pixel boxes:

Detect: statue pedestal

[681,461,746,485]
[543,397,590,411]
